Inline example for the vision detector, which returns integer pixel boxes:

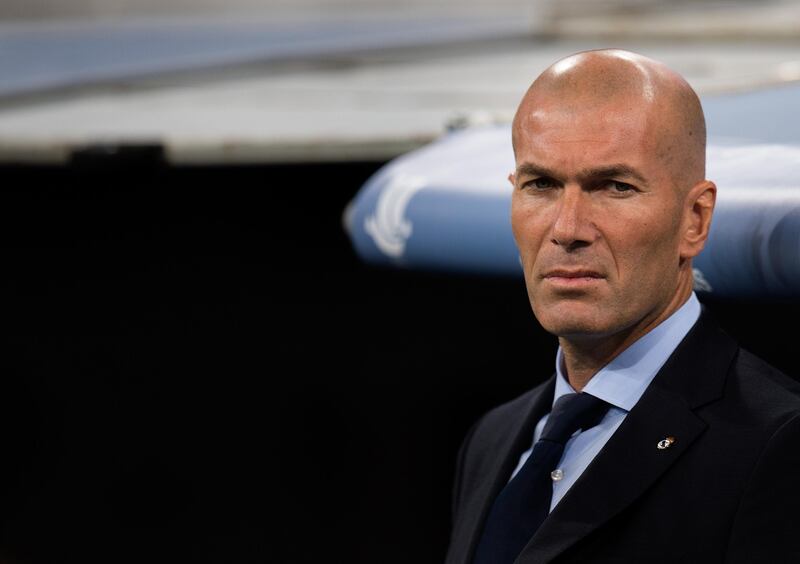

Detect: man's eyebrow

[515,163,648,186]
[580,164,648,186]
[515,163,559,179]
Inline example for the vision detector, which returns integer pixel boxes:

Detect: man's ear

[508,172,516,188]
[680,180,716,260]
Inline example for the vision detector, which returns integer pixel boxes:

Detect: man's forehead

[514,102,655,150]
[518,90,652,123]
[512,106,664,181]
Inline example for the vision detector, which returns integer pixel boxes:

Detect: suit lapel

[450,377,556,564]
[518,384,706,563]
[518,307,739,563]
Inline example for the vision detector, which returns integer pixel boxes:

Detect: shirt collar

[553,292,702,412]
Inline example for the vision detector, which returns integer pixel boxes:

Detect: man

[445,49,800,564]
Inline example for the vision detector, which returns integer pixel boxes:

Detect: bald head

[512,49,707,188]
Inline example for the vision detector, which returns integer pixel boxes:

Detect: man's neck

[559,285,694,392]
[560,335,633,392]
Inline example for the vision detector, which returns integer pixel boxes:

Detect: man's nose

[551,186,593,250]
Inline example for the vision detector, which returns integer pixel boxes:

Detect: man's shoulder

[680,306,800,421]
[727,346,800,417]
[452,379,553,510]
[465,378,552,454]
[482,382,549,421]
[693,338,800,454]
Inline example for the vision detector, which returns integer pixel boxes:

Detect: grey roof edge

[165,137,434,165]
[0,137,435,166]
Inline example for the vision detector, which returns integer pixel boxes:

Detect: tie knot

[539,392,610,445]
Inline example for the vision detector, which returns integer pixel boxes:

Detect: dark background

[0,155,797,564]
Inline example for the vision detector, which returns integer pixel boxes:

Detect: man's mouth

[543,269,604,279]
[542,269,605,288]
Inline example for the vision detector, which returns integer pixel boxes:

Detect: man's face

[510,99,688,340]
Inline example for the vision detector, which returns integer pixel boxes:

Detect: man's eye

[528,178,556,190]
[607,181,635,193]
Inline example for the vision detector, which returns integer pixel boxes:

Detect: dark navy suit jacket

[446,308,800,563]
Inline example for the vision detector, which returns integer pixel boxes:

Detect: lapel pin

[657,436,676,450]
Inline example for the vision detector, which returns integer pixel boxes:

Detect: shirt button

[551,469,564,482]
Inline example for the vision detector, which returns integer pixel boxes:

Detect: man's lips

[541,269,605,289]
[542,269,604,279]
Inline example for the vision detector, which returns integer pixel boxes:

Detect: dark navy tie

[472,392,611,564]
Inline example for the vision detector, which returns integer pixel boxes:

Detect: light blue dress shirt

[509,292,702,511]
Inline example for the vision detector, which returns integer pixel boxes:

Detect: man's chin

[541,321,611,340]
[534,305,612,339]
